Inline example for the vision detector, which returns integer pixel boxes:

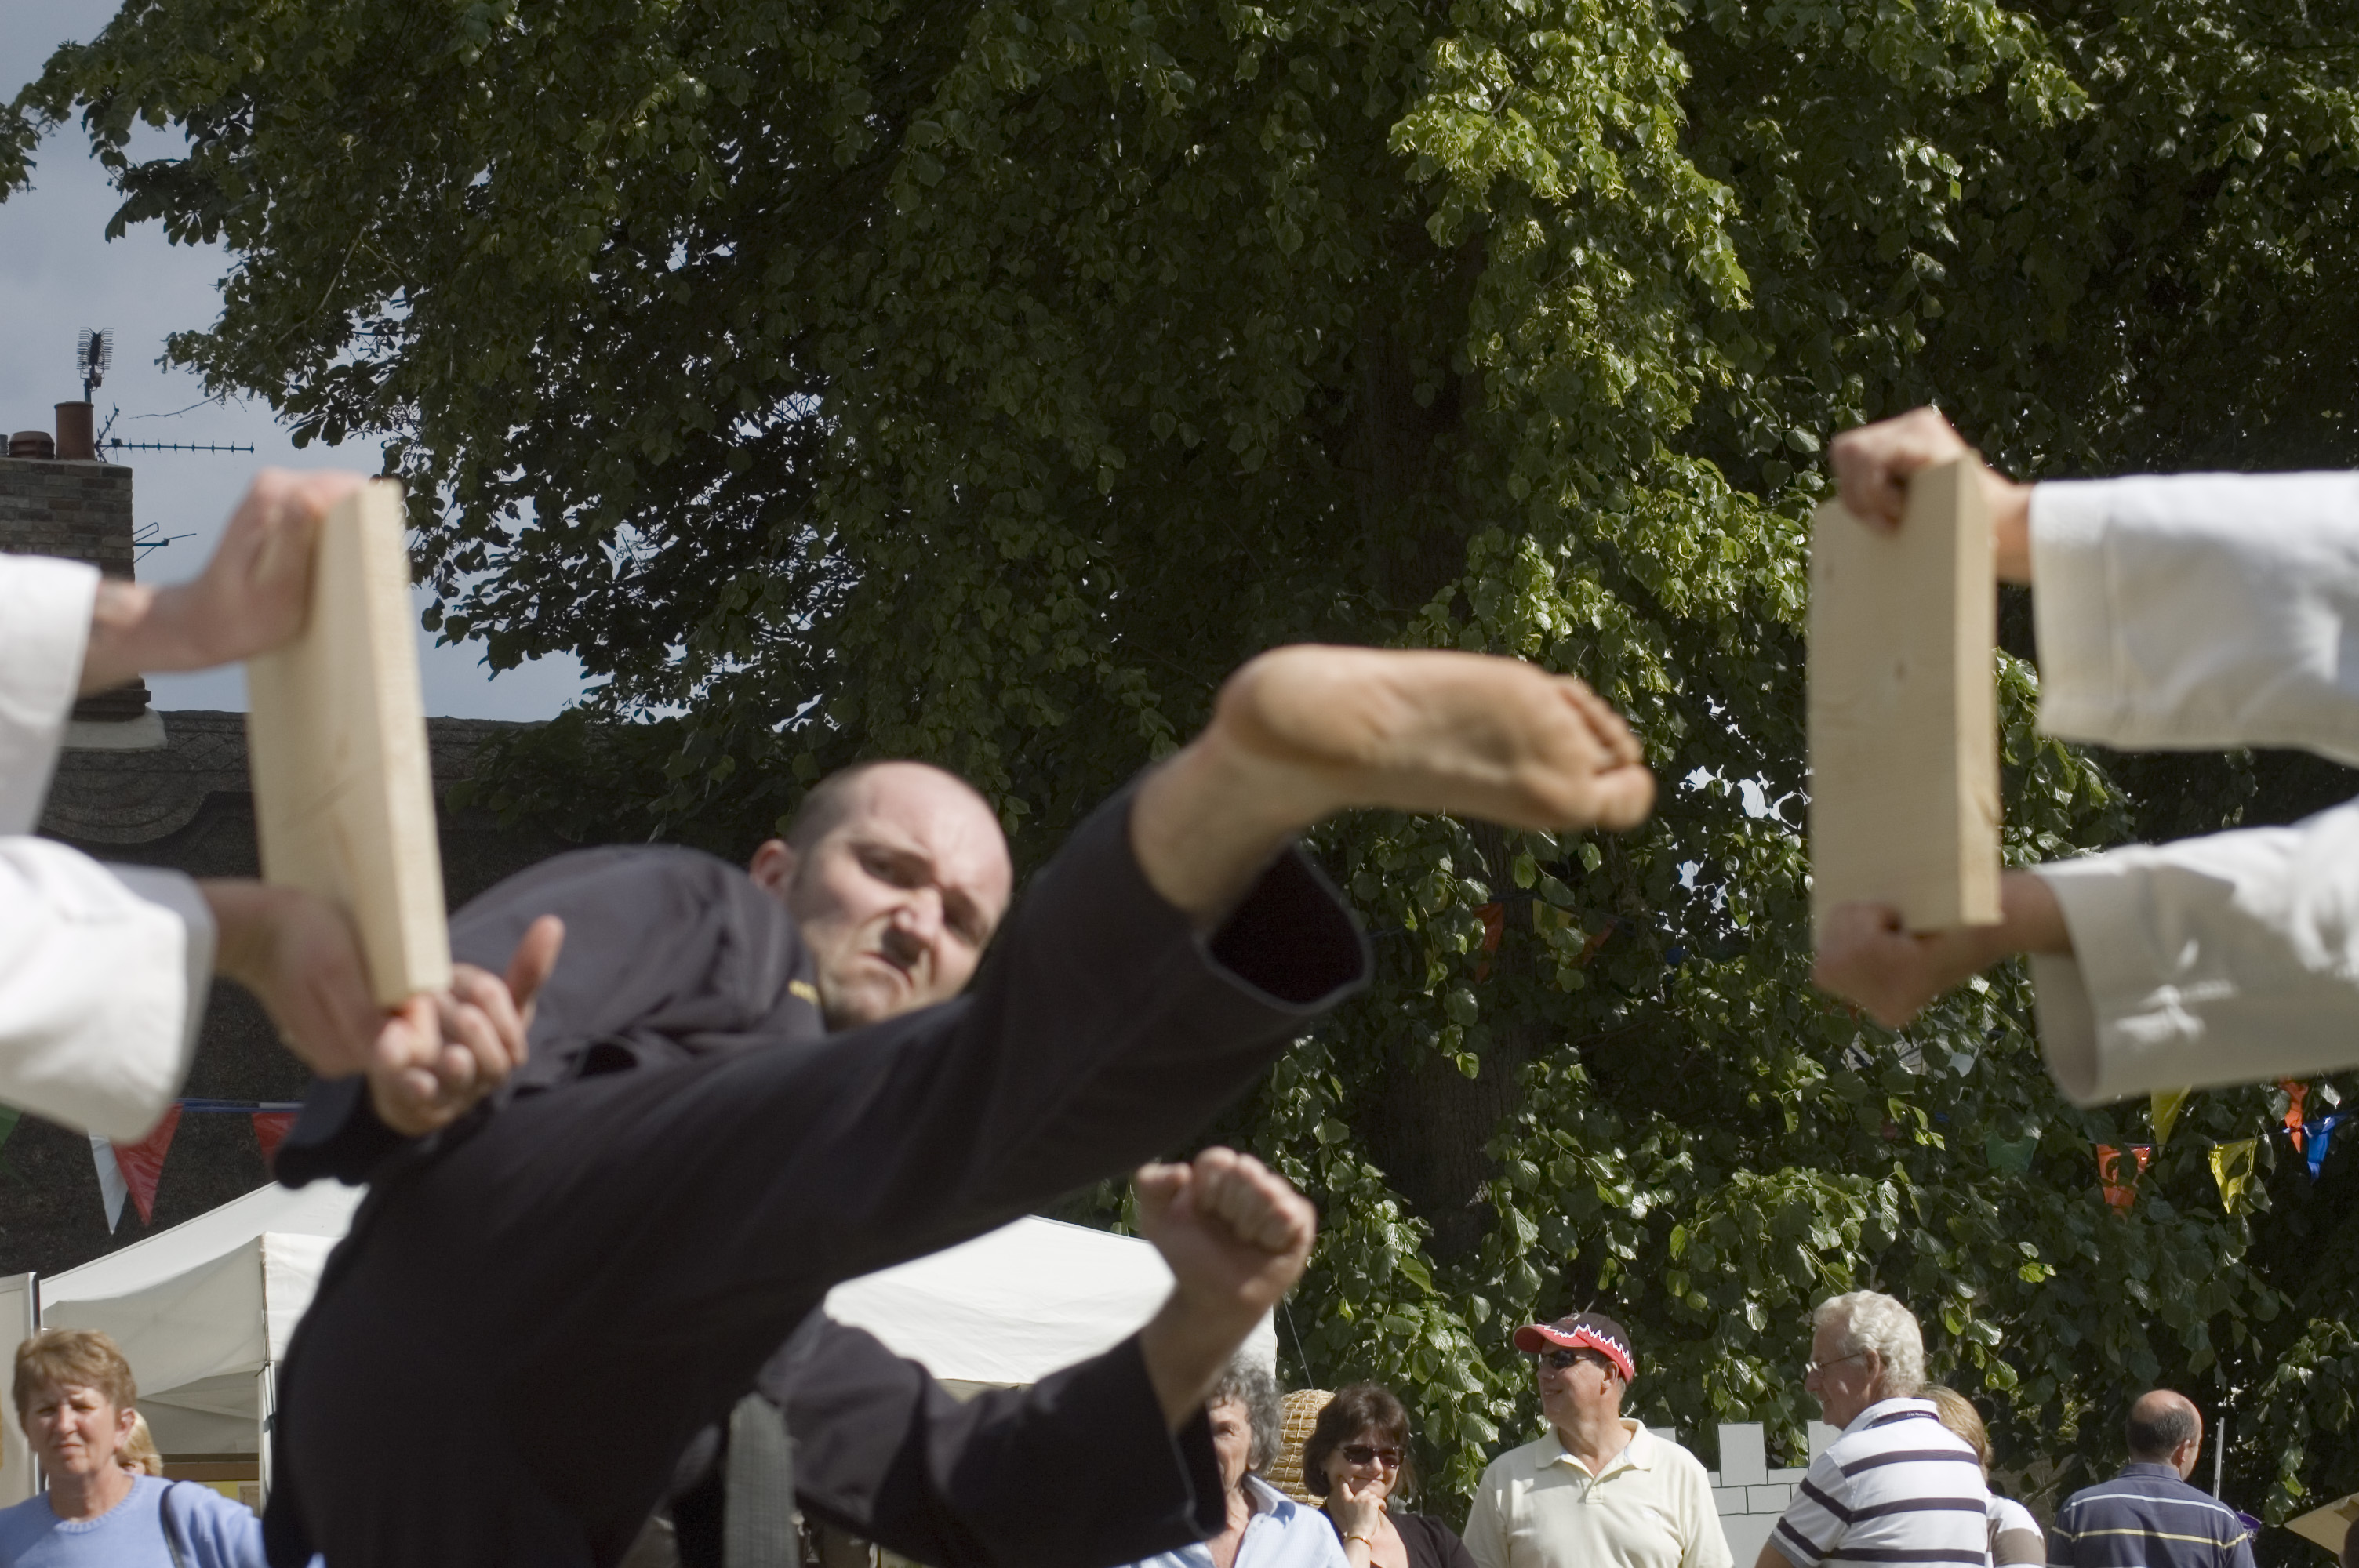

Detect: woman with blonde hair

[117,1410,165,1478]
[1928,1385,2043,1566]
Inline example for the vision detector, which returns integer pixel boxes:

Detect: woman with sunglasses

[1303,1384,1476,1568]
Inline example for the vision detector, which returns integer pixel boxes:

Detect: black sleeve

[271,1074,409,1189]
[274,844,816,1189]
[760,1316,1219,1568]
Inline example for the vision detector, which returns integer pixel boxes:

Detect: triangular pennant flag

[2282,1080,2309,1154]
[2151,1089,2190,1145]
[1986,1130,2040,1173]
[1473,902,1506,981]
[2209,1138,2259,1212]
[89,1134,129,1232]
[110,1105,180,1228]
[2307,1112,2344,1182]
[2095,1143,2154,1212]
[253,1112,296,1166]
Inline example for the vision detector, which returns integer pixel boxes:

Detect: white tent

[21,1181,1261,1479]
[38,1180,362,1457]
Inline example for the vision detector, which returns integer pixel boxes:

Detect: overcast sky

[1,0,591,720]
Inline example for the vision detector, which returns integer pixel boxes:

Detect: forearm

[78,579,210,693]
[1990,474,2032,583]
[1138,1284,1270,1429]
[198,879,311,993]
[1816,872,2068,1029]
[774,1319,1216,1568]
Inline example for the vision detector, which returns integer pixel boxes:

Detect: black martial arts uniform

[647,1312,1225,1568]
[265,789,1366,1568]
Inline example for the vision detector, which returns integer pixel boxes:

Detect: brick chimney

[0,417,158,746]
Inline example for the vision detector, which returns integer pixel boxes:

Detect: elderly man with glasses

[1464,1312,1728,1568]
[1757,1292,1989,1568]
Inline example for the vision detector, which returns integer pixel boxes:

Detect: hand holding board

[245,480,452,1004]
[1808,455,2001,932]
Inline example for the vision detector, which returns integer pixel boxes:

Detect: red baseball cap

[1514,1312,1635,1381]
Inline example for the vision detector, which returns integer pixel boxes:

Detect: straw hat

[1271,1388,1334,1507]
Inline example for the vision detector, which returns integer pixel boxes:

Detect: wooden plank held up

[245,480,452,1004]
[1808,455,2001,932]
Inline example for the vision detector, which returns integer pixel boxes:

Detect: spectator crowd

[1089,1286,2263,1568]
[0,1287,2274,1568]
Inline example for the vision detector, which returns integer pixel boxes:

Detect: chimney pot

[54,401,96,461]
[9,430,55,460]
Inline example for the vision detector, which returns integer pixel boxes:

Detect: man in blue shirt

[0,1328,264,1566]
[2050,1391,2255,1568]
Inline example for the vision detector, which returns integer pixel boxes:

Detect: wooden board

[245,480,451,1004]
[1808,455,2001,932]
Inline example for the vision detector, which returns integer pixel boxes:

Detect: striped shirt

[2048,1464,2257,1568]
[1769,1399,1990,1568]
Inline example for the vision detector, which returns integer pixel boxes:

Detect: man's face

[1803,1320,1882,1429]
[24,1381,130,1479]
[1536,1346,1625,1433]
[1209,1396,1256,1498]
[749,764,1012,1029]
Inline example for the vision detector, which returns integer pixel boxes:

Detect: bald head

[749,762,1012,1029]
[2126,1390,2203,1477]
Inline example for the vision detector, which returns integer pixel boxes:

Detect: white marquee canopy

[24,1181,1266,1469]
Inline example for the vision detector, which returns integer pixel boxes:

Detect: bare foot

[1217,645,1656,830]
[1132,645,1655,925]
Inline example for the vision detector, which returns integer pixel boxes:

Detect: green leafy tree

[16,0,2359,1538]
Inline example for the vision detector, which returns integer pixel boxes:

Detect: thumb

[1133,1160,1188,1229]
[505,916,565,1017]
[1584,764,1656,833]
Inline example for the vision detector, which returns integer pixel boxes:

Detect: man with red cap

[1464,1312,1729,1568]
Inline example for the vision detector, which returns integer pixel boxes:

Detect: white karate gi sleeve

[2022,474,2359,1103]
[0,555,212,1139]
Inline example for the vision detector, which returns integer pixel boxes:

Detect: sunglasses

[1340,1444,1404,1468]
[1534,1347,1616,1373]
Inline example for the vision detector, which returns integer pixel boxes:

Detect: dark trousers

[264,793,1365,1568]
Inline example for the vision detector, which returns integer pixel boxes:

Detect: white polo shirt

[1466,1421,1734,1568]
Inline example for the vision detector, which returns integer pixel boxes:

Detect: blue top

[1119,1475,1352,1568]
[2050,1463,2257,1568]
[0,1475,264,1567]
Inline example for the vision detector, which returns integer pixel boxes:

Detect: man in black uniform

[264,644,1656,1568]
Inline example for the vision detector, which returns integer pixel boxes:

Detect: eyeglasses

[1340,1444,1404,1468]
[1534,1347,1614,1373]
[1804,1349,1871,1379]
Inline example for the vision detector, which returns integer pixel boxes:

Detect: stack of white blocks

[1645,1420,1840,1563]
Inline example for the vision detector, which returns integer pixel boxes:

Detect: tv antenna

[76,328,112,402]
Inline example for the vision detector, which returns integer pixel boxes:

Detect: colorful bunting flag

[2209,1138,2259,1212]
[1985,1130,2040,1173]
[88,1134,129,1232]
[1474,902,1506,981]
[2151,1089,2190,1146]
[2095,1144,2154,1212]
[253,1112,297,1166]
[111,1106,181,1228]
[2307,1112,2344,1182]
[2282,1080,2309,1154]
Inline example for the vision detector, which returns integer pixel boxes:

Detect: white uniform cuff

[0,557,99,835]
[2026,481,2121,745]
[109,866,216,1091]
